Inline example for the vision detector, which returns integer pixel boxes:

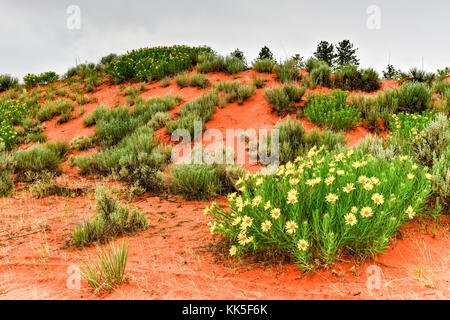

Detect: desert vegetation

[0,41,448,298]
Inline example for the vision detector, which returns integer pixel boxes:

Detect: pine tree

[382,64,398,80]
[257,46,274,61]
[230,48,246,65]
[313,41,335,67]
[291,54,305,68]
[335,40,359,67]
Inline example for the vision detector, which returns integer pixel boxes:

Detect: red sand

[1,71,448,300]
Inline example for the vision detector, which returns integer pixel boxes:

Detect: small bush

[431,147,450,212]
[170,149,245,201]
[160,77,172,87]
[252,59,275,73]
[261,118,346,164]
[360,68,381,92]
[283,83,306,103]
[0,146,15,197]
[0,74,18,92]
[170,164,222,200]
[310,61,331,87]
[167,92,219,135]
[433,80,450,95]
[333,64,361,91]
[224,56,246,74]
[252,76,267,88]
[72,186,148,247]
[14,141,69,182]
[410,113,449,168]
[304,90,361,130]
[264,83,306,113]
[406,68,435,85]
[305,57,320,73]
[147,112,171,130]
[197,53,225,73]
[71,126,171,191]
[23,71,58,86]
[237,85,256,105]
[189,73,209,88]
[398,81,432,113]
[36,99,74,123]
[71,136,97,151]
[175,72,189,88]
[206,147,432,271]
[275,59,300,83]
[82,240,129,293]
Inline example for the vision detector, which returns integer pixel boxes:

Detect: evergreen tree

[230,48,247,65]
[382,64,398,80]
[257,46,274,61]
[335,40,359,67]
[291,54,305,69]
[313,41,335,67]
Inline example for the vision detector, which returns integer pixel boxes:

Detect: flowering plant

[23,71,58,86]
[206,146,432,271]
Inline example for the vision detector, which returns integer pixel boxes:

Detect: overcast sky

[1,0,448,80]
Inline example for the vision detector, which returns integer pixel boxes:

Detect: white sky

[0,0,448,80]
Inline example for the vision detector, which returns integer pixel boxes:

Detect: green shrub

[14,142,69,182]
[264,87,293,113]
[23,71,59,86]
[36,99,74,123]
[124,86,141,98]
[410,113,449,168]
[224,56,246,74]
[305,57,320,73]
[167,113,205,136]
[95,95,178,147]
[197,53,225,73]
[261,118,346,164]
[160,76,172,87]
[310,61,331,87]
[237,85,256,105]
[275,59,300,83]
[107,45,212,82]
[264,83,306,113]
[348,93,396,131]
[406,68,435,85]
[175,72,189,88]
[398,81,432,113]
[431,146,450,212]
[82,240,129,292]
[71,126,171,190]
[72,186,148,247]
[206,147,432,271]
[71,136,97,151]
[167,92,219,135]
[252,59,275,73]
[0,146,15,197]
[147,112,171,130]
[170,156,245,201]
[170,164,222,200]
[282,83,306,103]
[304,90,361,130]
[0,74,18,92]
[433,80,450,95]
[189,73,209,88]
[361,68,381,92]
[333,64,361,91]
[252,76,267,88]
[27,131,48,143]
